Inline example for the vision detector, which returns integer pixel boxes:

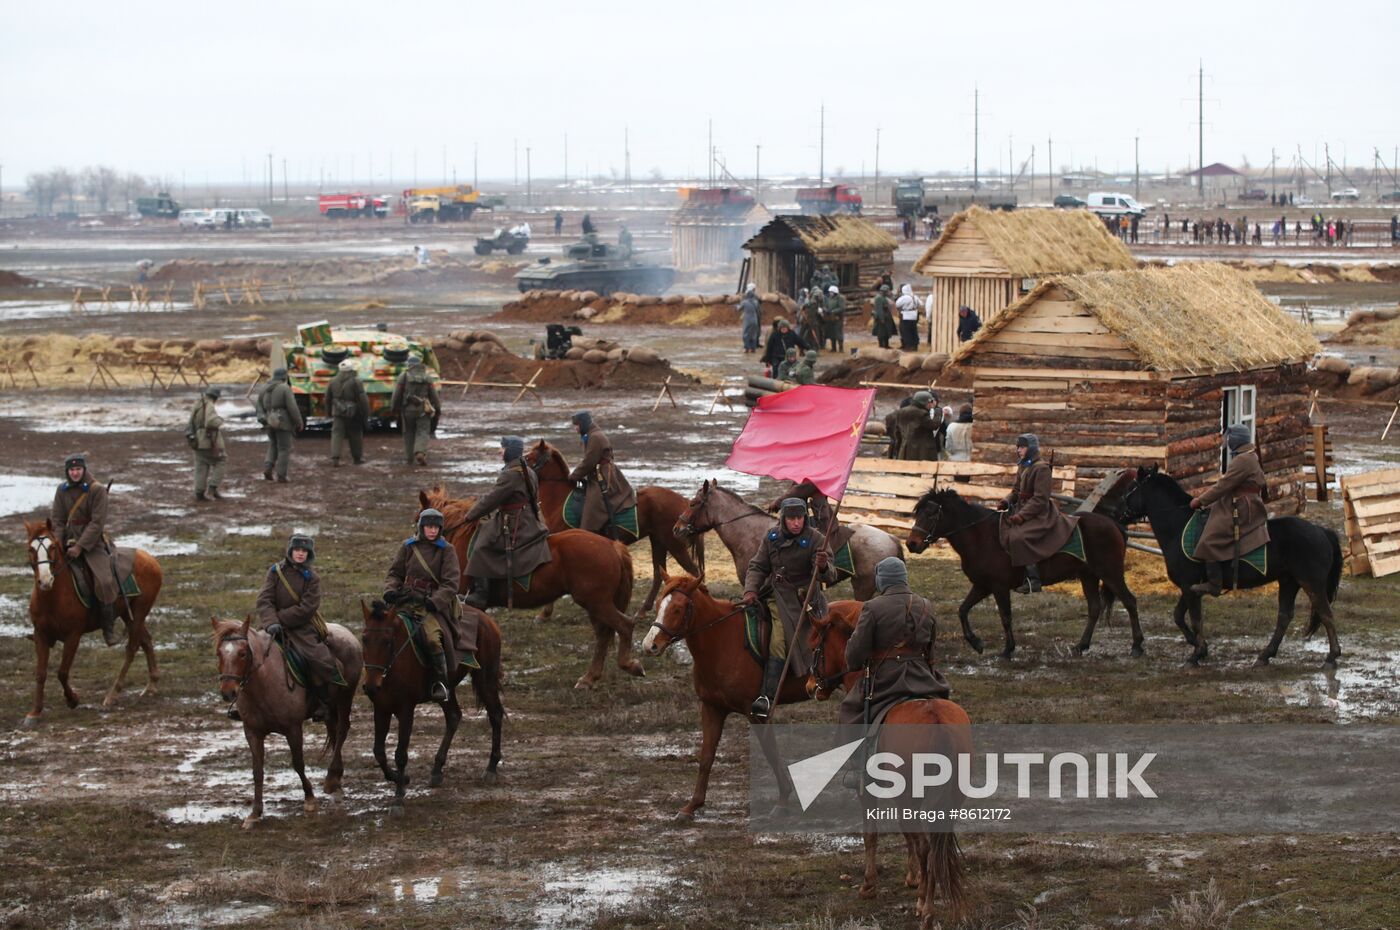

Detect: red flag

[725,385,876,501]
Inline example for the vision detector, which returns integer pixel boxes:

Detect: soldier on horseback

[839,557,950,727]
[567,411,637,540]
[254,534,347,722]
[742,497,839,720]
[384,508,462,702]
[998,433,1077,594]
[51,454,121,646]
[1189,425,1271,597]
[463,436,553,608]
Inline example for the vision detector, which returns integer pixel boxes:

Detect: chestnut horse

[641,572,862,819]
[524,439,705,613]
[807,609,971,928]
[420,487,642,688]
[212,615,362,829]
[22,518,162,726]
[360,599,505,811]
[906,487,1143,660]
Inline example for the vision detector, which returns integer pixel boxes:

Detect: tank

[275,321,440,428]
[514,233,676,295]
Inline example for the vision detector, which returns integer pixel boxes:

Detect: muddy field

[2,228,1400,930]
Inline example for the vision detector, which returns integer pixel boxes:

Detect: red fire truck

[795,184,863,215]
[318,193,389,219]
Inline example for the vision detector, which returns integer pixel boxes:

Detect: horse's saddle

[741,601,773,666]
[1180,511,1268,576]
[1058,524,1086,563]
[562,486,640,544]
[70,546,141,610]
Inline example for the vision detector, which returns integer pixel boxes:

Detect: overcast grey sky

[5,0,1397,186]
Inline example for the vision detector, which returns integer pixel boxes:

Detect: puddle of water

[122,533,199,557]
[159,902,276,927]
[531,866,664,929]
[225,523,273,536]
[0,299,188,321]
[0,474,57,517]
[0,593,32,638]
[163,802,251,824]
[1218,640,1400,722]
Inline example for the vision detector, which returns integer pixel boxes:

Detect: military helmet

[827,285,839,294]
[785,346,798,358]
[271,367,288,381]
[804,349,818,362]
[204,386,222,399]
[286,533,315,562]
[405,354,422,368]
[417,508,445,533]
[911,391,933,410]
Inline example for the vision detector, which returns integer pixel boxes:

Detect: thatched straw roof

[953,263,1321,374]
[744,214,898,256]
[913,206,1136,277]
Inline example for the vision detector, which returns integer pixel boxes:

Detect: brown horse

[360,599,505,811]
[641,572,862,819]
[420,487,643,688]
[807,609,971,928]
[907,486,1143,660]
[524,439,704,613]
[22,518,162,726]
[212,615,362,829]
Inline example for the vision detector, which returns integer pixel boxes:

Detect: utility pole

[473,143,478,191]
[513,137,519,190]
[624,124,631,190]
[1271,147,1277,201]
[282,158,288,202]
[1047,135,1053,197]
[267,151,273,204]
[755,144,761,202]
[564,133,569,187]
[1197,60,1205,203]
[526,146,532,207]
[708,119,713,186]
[874,127,881,205]
[1009,134,1014,193]
[413,148,418,187]
[1134,134,1140,201]
[1030,145,1035,202]
[1325,142,1332,197]
[972,86,980,192]
[441,145,447,185]
[819,104,825,183]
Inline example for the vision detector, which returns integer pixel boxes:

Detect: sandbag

[583,349,609,364]
[682,295,704,306]
[898,353,924,371]
[255,338,272,355]
[622,293,643,306]
[1315,355,1350,375]
[921,353,949,372]
[861,347,899,363]
[1376,306,1400,322]
[864,420,887,437]
[574,307,597,320]
[445,337,466,352]
[761,292,781,304]
[662,294,684,305]
[1348,310,1378,327]
[628,346,660,365]
[195,339,226,353]
[578,290,600,303]
[606,347,626,361]
[637,296,661,307]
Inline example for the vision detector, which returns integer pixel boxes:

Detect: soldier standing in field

[186,387,226,501]
[255,367,303,483]
[326,358,369,467]
[823,285,847,353]
[390,355,441,467]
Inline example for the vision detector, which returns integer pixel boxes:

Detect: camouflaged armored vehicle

[514,233,676,296]
[277,320,440,427]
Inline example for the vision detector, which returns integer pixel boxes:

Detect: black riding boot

[98,601,120,646]
[306,684,329,723]
[462,577,488,610]
[750,657,786,720]
[429,651,451,703]
[1191,561,1223,597]
[1016,563,1042,595]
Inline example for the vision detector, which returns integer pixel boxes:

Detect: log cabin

[913,206,1136,354]
[742,214,898,297]
[949,263,1321,513]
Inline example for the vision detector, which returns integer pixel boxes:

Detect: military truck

[277,321,440,427]
[136,192,181,218]
[514,233,676,295]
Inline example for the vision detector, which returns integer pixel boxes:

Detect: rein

[1118,479,1194,524]
[217,631,271,692]
[527,452,575,483]
[648,588,748,650]
[911,502,998,543]
[809,629,850,697]
[677,499,766,537]
[363,611,417,679]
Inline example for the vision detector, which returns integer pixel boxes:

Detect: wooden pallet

[841,457,1077,533]
[1340,467,1400,577]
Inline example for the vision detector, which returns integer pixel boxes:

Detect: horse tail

[1305,528,1344,638]
[614,542,635,615]
[470,615,506,716]
[926,831,966,921]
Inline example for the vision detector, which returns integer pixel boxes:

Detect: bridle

[909,496,997,545]
[808,623,849,698]
[1115,473,1193,525]
[526,449,573,483]
[217,631,268,692]
[362,609,416,680]
[674,489,765,538]
[647,584,747,652]
[29,534,60,585]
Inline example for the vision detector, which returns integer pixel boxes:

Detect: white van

[1086,192,1145,217]
[236,208,273,228]
[178,209,216,229]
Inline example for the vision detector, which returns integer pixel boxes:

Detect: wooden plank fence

[1341,468,1400,577]
[841,458,1078,534]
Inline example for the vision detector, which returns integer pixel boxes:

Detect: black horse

[907,487,1143,659]
[1117,465,1342,667]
